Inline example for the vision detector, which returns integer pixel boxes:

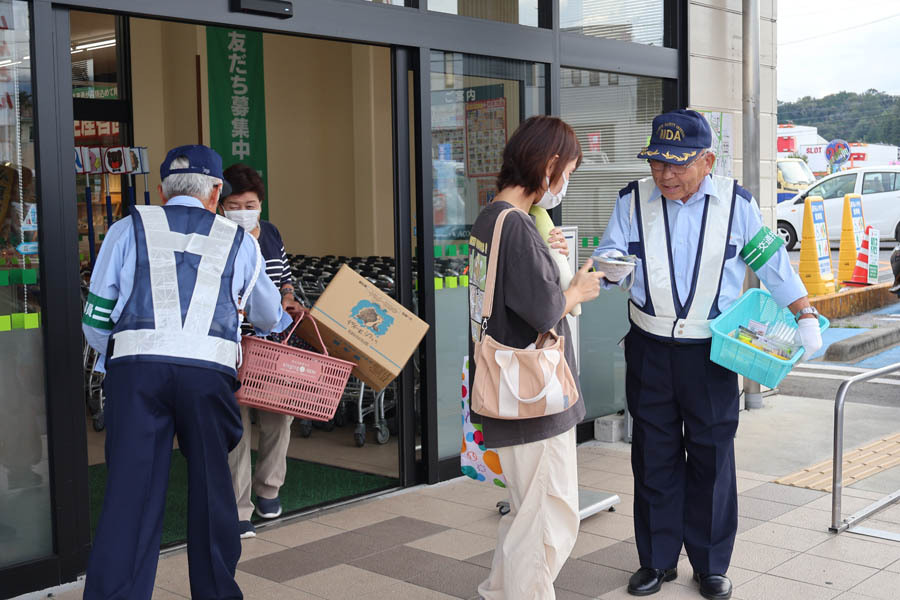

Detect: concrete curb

[824,326,900,362]
[810,282,897,320]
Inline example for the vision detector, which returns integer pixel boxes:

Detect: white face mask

[536,174,569,210]
[224,209,260,231]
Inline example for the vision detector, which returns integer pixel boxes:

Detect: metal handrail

[831,361,900,533]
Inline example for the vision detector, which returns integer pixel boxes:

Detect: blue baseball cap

[637,109,712,165]
[160,144,225,181]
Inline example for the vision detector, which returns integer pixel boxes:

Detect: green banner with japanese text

[206,27,268,219]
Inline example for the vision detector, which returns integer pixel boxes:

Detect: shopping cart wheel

[375,423,389,445]
[334,406,346,428]
[298,420,312,438]
[354,423,366,447]
[92,412,105,432]
[497,501,510,516]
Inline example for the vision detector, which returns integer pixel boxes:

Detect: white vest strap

[112,205,241,370]
[112,329,241,368]
[632,176,735,340]
[638,177,676,320]
[629,302,718,340]
[687,176,735,321]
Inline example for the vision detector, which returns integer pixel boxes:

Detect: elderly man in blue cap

[81,144,292,599]
[594,110,822,599]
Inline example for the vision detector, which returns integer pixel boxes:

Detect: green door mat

[89,450,398,547]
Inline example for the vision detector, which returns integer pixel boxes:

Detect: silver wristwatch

[794,306,819,321]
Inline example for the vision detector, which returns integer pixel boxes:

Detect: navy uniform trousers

[624,328,740,576]
[84,362,244,600]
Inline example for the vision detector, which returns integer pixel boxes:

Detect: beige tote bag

[471,207,579,420]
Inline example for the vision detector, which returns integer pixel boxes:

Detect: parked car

[776,157,816,204]
[776,166,900,250]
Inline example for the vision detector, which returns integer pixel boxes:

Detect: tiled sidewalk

[49,445,900,600]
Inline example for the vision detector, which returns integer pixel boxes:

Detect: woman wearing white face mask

[468,116,606,600]
[221,163,302,539]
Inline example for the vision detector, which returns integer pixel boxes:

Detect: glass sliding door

[0,0,54,570]
[429,51,546,459]
[560,67,663,420]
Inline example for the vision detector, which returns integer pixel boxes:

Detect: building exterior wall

[688,0,778,228]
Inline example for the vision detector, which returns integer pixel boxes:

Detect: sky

[778,0,900,102]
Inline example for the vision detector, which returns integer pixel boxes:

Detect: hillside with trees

[778,90,900,145]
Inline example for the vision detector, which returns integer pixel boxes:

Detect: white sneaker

[239,520,256,539]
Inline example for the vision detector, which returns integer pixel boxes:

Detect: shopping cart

[82,338,105,431]
[80,274,105,431]
[284,255,413,447]
[350,378,395,447]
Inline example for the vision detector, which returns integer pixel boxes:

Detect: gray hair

[160,156,222,200]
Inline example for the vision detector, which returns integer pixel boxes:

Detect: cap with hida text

[637,109,712,165]
[160,144,225,181]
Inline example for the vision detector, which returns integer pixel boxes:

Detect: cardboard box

[297,265,429,391]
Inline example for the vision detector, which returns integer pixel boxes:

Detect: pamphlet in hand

[590,249,637,283]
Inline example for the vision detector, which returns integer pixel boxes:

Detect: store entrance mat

[776,432,900,492]
[89,449,398,547]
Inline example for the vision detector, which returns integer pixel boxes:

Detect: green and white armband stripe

[82,292,117,330]
[740,226,784,272]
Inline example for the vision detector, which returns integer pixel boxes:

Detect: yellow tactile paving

[776,432,900,492]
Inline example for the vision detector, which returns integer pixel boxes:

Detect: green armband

[82,292,117,330]
[740,226,784,272]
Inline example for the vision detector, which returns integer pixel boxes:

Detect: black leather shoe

[627,567,677,596]
[693,573,733,600]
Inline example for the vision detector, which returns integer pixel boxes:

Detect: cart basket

[236,310,355,421]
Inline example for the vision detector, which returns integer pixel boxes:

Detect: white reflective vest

[628,176,737,342]
[109,204,260,375]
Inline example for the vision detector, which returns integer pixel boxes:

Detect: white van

[775,166,900,250]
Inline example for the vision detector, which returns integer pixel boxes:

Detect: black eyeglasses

[649,151,708,175]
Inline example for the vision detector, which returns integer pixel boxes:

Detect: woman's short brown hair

[223,163,265,204]
[496,116,582,195]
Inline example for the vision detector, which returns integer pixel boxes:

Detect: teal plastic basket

[709,289,829,389]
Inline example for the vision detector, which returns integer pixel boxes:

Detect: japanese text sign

[206,27,269,219]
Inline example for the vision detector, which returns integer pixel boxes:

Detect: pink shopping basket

[236,311,355,421]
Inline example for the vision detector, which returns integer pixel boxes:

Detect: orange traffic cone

[843,226,873,287]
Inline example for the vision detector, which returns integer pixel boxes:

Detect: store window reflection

[430,0,540,28]
[0,0,53,569]
[561,0,665,46]
[71,11,119,99]
[560,67,662,420]
[430,51,546,458]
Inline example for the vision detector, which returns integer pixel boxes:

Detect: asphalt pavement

[775,300,900,405]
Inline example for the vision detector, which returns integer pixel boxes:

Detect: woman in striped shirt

[221,163,301,539]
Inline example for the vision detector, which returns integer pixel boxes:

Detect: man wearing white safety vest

[81,145,292,600]
[594,110,823,600]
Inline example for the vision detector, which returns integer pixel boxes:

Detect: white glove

[797,317,822,361]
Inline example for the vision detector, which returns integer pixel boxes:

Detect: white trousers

[478,427,580,600]
[227,405,293,521]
